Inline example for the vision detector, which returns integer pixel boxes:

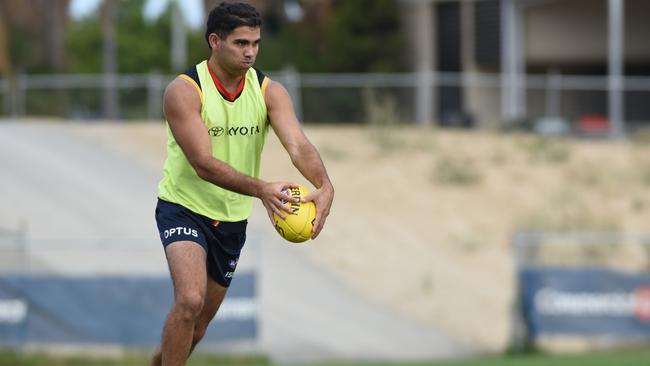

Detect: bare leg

[189,278,228,354]
[150,241,207,366]
[151,245,228,366]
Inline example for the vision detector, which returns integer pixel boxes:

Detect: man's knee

[174,291,205,321]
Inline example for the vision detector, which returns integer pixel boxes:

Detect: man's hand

[302,183,334,239]
[258,181,299,225]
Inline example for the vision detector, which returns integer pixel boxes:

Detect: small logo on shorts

[225,271,234,279]
[229,259,238,270]
[163,227,198,239]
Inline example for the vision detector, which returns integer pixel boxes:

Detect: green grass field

[1,349,649,366]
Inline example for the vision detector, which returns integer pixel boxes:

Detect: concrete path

[250,220,472,362]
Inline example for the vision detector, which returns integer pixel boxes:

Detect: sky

[69,0,204,29]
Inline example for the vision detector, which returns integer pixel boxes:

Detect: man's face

[212,26,261,73]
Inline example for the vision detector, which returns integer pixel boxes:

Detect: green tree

[67,0,206,74]
[255,0,406,73]
[324,0,405,72]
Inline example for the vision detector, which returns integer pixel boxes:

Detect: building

[400,0,650,134]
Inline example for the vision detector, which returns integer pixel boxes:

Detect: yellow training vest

[158,61,270,221]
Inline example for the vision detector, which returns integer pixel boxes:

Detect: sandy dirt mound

[67,121,650,351]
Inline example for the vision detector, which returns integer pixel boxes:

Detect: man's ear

[209,33,220,49]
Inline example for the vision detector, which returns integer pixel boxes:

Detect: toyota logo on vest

[208,125,261,137]
[208,127,225,137]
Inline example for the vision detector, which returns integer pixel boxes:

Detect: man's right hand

[258,181,299,225]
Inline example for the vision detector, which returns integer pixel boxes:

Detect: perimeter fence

[2,71,650,132]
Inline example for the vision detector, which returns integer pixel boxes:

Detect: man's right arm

[163,78,296,219]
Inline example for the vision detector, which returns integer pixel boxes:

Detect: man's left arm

[265,79,334,239]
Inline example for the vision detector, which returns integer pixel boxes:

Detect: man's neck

[207,58,245,93]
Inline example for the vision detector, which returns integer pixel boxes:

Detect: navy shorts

[155,198,247,287]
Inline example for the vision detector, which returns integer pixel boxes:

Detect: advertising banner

[0,273,257,345]
[520,267,650,337]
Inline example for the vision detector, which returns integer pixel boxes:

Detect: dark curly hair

[205,2,262,48]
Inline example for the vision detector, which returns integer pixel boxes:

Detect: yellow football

[273,185,316,243]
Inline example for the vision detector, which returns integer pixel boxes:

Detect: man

[151,2,334,365]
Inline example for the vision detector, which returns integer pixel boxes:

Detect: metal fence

[2,71,650,131]
[513,230,650,270]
